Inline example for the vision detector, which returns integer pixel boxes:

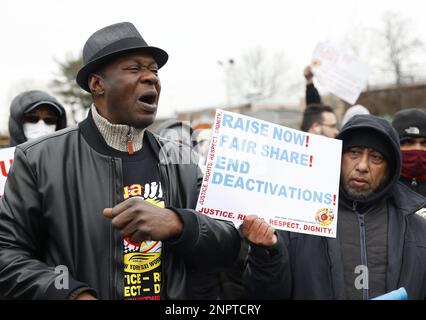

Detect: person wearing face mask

[392,108,426,198]
[8,90,67,146]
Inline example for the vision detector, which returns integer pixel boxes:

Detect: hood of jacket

[336,114,402,209]
[8,90,67,146]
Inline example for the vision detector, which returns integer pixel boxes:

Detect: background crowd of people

[0,21,425,301]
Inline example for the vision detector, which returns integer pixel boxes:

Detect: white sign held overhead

[196,110,342,238]
[0,147,16,197]
[311,42,370,105]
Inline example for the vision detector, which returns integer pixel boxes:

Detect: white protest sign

[311,42,370,105]
[0,147,15,197]
[196,110,342,238]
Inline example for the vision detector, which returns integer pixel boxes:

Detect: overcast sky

[1,0,425,133]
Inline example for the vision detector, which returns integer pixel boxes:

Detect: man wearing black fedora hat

[0,22,240,300]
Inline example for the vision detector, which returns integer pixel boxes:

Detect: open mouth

[138,91,158,111]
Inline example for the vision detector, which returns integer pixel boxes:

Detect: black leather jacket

[400,176,426,198]
[0,114,240,299]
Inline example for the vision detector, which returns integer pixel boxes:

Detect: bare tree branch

[380,11,424,85]
[230,47,287,104]
[49,53,92,124]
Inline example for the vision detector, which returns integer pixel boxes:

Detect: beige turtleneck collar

[91,104,144,153]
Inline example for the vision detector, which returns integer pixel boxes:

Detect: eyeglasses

[24,115,58,126]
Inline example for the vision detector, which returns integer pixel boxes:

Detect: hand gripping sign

[0,147,15,197]
[196,110,342,238]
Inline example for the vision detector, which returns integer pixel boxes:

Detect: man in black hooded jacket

[242,114,426,300]
[8,90,67,146]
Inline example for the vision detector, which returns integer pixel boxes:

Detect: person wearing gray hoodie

[243,114,426,300]
[8,90,67,146]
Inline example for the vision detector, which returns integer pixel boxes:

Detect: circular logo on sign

[315,208,334,226]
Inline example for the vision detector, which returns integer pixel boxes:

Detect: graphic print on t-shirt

[123,181,164,300]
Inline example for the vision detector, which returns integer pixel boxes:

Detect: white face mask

[23,120,56,141]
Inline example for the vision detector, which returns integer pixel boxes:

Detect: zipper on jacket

[158,163,169,299]
[411,178,417,187]
[355,204,369,300]
[111,157,122,300]
[127,128,134,155]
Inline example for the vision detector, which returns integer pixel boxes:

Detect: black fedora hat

[76,22,168,92]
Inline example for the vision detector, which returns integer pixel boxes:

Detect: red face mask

[401,150,426,180]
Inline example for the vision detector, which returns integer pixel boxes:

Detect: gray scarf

[91,104,144,153]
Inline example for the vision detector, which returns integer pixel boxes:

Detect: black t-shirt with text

[115,139,164,300]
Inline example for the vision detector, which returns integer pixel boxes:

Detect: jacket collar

[91,104,144,153]
[79,110,160,159]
